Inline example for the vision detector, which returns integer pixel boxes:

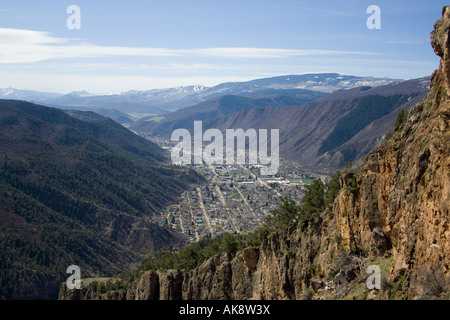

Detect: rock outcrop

[59,7,450,301]
[331,6,450,298]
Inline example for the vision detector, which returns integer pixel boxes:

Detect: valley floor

[156,153,322,242]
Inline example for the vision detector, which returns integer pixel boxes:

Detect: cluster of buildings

[158,162,315,243]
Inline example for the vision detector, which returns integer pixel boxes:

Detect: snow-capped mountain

[0,73,399,117]
[116,74,398,111]
[199,74,397,96]
[65,90,102,97]
[118,85,207,109]
[0,88,63,101]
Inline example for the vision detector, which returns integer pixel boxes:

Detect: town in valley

[151,137,325,243]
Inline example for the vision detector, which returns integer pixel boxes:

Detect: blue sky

[0,0,447,93]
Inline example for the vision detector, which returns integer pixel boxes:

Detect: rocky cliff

[59,7,450,301]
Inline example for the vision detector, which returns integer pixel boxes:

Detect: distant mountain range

[131,77,429,174]
[0,73,397,119]
[0,73,429,174]
[0,88,62,101]
[205,77,429,173]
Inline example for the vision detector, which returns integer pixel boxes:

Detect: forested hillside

[130,90,326,137]
[318,93,418,155]
[202,78,428,173]
[0,100,203,299]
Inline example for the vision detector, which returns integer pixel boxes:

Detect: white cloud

[0,28,375,64]
[0,28,184,63]
[0,28,433,93]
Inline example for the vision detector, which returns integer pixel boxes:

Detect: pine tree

[395,109,407,130]
[301,179,325,218]
[325,171,341,205]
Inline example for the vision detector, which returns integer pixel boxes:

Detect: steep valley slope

[131,78,428,175]
[204,78,429,174]
[0,101,203,299]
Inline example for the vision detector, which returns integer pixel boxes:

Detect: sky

[0,0,448,93]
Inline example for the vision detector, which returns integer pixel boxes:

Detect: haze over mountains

[0,73,397,118]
